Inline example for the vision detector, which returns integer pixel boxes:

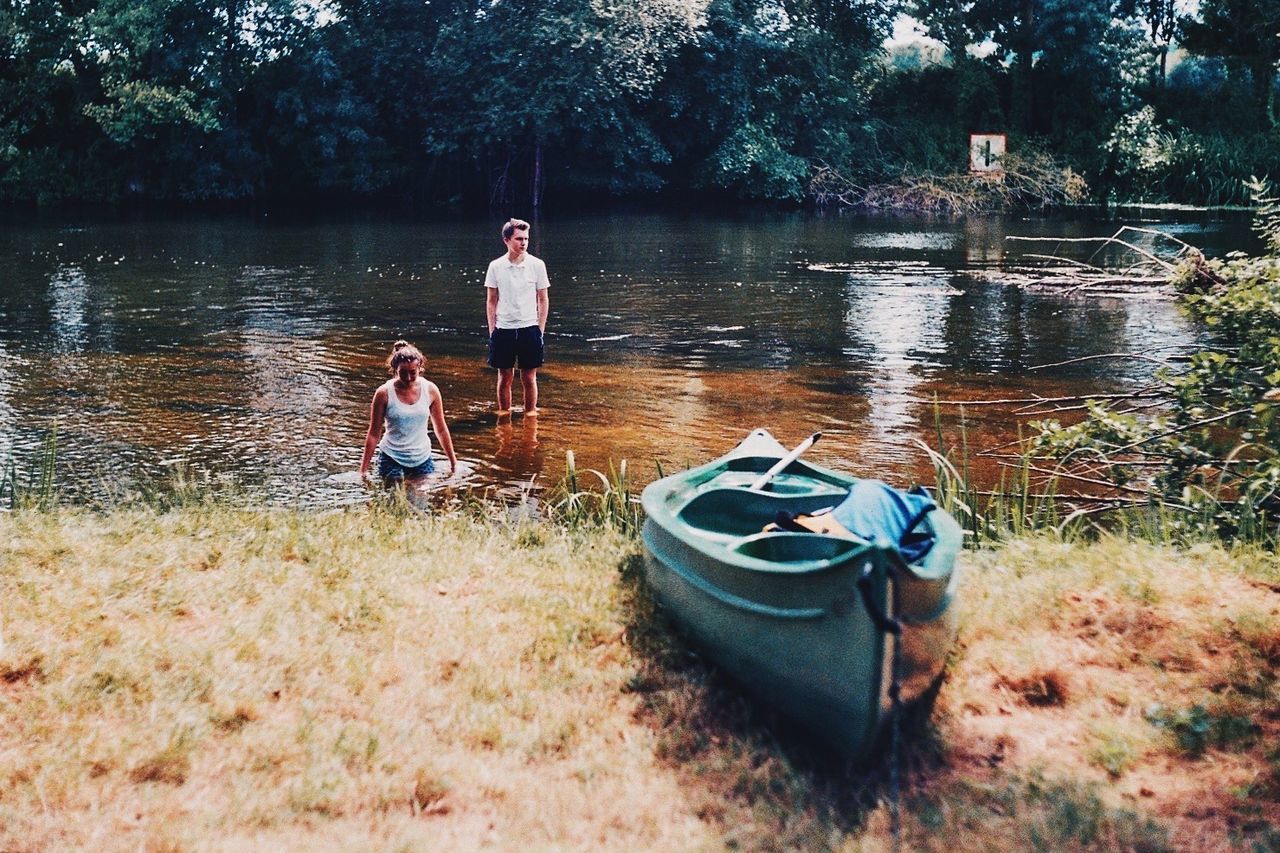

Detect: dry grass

[913,536,1280,851]
[1,507,1278,850]
[0,505,708,850]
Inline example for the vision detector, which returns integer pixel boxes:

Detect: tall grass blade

[550,452,643,534]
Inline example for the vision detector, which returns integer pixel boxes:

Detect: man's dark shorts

[488,325,545,370]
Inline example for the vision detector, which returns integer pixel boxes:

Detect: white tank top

[378,378,433,467]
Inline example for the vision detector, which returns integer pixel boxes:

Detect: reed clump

[548,450,643,535]
[922,413,1076,548]
[1,425,58,511]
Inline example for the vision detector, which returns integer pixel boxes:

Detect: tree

[0,0,116,202]
[1140,0,1177,84]
[915,0,1151,135]
[425,0,707,206]
[249,25,390,197]
[1180,0,1280,128]
[654,0,893,201]
[80,0,313,198]
[911,0,989,63]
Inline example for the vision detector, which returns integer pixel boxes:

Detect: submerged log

[987,226,1212,296]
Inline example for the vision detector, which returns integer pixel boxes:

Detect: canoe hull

[643,520,893,756]
[640,429,962,761]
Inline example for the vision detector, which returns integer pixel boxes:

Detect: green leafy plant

[548,451,643,534]
[1144,703,1260,756]
[1027,182,1280,543]
[3,425,59,512]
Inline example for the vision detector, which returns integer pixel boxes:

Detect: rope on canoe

[858,560,904,853]
[889,615,904,853]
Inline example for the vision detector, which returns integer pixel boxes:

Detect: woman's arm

[428,383,458,475]
[359,388,388,475]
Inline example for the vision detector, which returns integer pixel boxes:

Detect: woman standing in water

[360,341,458,486]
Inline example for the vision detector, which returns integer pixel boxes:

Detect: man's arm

[536,258,550,332]
[486,287,499,336]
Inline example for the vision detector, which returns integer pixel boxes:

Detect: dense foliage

[0,0,1276,206]
[1029,184,1280,541]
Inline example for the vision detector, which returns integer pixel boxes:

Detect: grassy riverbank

[2,503,1278,850]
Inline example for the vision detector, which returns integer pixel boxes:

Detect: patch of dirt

[930,569,1280,847]
[993,669,1070,707]
[0,656,44,699]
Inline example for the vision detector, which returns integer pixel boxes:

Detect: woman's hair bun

[386,340,425,373]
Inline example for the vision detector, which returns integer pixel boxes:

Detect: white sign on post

[969,134,1006,173]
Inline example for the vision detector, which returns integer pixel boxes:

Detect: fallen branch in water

[1027,352,1191,370]
[1015,400,1167,417]
[1007,234,1177,272]
[966,489,1159,507]
[916,391,1164,406]
[995,460,1155,496]
[987,226,1222,295]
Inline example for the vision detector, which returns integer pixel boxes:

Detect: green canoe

[640,429,963,761]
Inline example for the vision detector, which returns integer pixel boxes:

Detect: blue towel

[829,480,937,563]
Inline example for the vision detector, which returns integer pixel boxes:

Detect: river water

[0,209,1257,507]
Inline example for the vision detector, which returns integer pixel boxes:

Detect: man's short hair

[502,218,530,240]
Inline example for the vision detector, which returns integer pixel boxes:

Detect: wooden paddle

[748,432,822,491]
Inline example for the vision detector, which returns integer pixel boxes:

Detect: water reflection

[235,265,347,487]
[963,217,1007,266]
[840,263,957,468]
[1114,299,1202,383]
[49,265,89,354]
[491,415,543,491]
[850,232,958,251]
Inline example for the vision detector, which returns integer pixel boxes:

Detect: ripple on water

[846,232,960,251]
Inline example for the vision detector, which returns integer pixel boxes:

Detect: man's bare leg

[496,368,514,416]
[521,367,539,416]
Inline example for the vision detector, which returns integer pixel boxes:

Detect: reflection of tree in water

[234,266,349,484]
[840,266,956,466]
[50,265,89,355]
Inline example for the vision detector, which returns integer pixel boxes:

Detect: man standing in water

[485,218,550,417]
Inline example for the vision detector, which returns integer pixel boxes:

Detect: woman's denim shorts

[377,451,435,481]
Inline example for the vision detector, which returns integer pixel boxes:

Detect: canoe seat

[731,532,865,564]
[676,488,845,537]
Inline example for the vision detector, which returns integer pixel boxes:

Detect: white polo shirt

[485,253,550,329]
